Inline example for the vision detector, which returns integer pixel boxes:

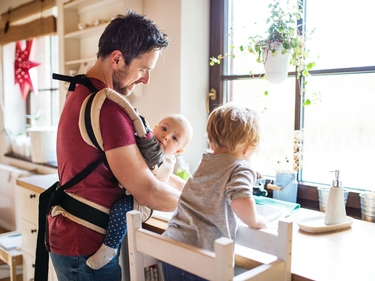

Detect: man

[49,10,180,281]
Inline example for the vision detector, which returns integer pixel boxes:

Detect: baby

[86,114,193,269]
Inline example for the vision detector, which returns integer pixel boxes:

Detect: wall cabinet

[56,0,143,107]
[57,0,140,76]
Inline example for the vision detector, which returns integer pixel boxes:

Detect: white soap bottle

[324,170,347,225]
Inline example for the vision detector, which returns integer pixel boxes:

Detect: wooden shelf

[64,0,116,10]
[65,57,97,66]
[64,24,106,39]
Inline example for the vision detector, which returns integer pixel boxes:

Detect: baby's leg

[86,195,133,269]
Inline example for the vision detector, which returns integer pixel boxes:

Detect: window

[209,0,375,191]
[2,36,59,159]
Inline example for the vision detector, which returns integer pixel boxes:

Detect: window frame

[208,0,372,218]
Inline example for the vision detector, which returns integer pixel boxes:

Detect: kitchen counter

[17,174,374,281]
[16,173,58,193]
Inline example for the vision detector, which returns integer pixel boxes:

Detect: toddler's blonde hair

[206,103,260,152]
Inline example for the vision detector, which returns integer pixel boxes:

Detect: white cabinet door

[19,187,39,226]
[22,251,35,281]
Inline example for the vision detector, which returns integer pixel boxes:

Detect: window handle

[206,88,217,114]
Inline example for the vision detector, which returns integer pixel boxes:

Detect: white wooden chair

[127,210,293,281]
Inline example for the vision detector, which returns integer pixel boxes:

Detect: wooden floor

[0,226,23,281]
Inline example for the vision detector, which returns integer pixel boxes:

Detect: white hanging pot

[263,42,291,84]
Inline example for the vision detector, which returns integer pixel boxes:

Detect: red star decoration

[14,40,40,100]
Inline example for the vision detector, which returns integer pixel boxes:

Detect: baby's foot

[86,244,117,270]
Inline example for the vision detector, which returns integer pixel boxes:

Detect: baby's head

[206,103,260,153]
[153,114,193,155]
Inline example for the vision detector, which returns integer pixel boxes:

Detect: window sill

[4,152,57,169]
[265,182,363,220]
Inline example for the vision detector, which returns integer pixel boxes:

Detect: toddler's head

[206,103,260,153]
[153,114,193,155]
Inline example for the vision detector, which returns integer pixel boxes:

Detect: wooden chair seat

[127,210,293,281]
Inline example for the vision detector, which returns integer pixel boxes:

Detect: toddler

[162,103,267,280]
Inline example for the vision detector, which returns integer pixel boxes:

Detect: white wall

[0,0,209,172]
[128,0,209,171]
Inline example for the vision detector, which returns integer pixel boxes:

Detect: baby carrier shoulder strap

[53,73,151,148]
[78,87,149,151]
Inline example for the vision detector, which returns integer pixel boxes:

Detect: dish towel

[254,196,300,213]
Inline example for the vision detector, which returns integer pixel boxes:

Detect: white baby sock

[86,244,117,270]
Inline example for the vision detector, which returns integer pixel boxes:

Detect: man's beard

[112,67,132,96]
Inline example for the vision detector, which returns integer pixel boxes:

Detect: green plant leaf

[283,41,291,49]
[306,62,315,70]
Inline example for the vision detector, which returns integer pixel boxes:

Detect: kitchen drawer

[20,187,39,225]
[21,219,38,257]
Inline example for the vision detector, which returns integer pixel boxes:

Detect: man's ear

[110,50,122,69]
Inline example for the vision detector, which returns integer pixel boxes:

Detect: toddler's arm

[231,197,267,229]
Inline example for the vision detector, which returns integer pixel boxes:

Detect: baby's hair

[206,103,260,152]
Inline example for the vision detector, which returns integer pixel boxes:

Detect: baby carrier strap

[35,158,102,281]
[50,73,112,232]
[51,73,162,229]
[52,73,98,93]
[78,87,149,151]
[53,73,103,150]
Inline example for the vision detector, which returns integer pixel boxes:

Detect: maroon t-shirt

[48,79,135,255]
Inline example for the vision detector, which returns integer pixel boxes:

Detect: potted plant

[210,0,317,105]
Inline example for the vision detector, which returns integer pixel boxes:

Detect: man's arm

[106,144,180,211]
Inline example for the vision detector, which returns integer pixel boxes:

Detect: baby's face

[153,117,188,155]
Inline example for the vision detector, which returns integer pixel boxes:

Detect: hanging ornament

[14,39,40,100]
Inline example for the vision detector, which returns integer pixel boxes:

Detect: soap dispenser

[324,170,347,225]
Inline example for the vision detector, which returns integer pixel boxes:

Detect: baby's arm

[167,174,186,191]
[231,196,267,229]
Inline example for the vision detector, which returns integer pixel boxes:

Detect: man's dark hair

[97,10,169,65]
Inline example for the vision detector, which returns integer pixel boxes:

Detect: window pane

[227,0,295,75]
[3,36,59,159]
[306,0,375,69]
[31,35,59,127]
[215,0,375,192]
[227,78,296,176]
[302,73,375,190]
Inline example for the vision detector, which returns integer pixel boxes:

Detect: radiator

[0,164,33,231]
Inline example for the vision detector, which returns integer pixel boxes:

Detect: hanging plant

[210,0,318,105]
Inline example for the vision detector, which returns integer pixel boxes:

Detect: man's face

[112,50,160,96]
[153,117,188,155]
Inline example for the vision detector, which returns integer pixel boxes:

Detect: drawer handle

[32,264,35,268]
[30,194,36,199]
[31,229,37,233]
